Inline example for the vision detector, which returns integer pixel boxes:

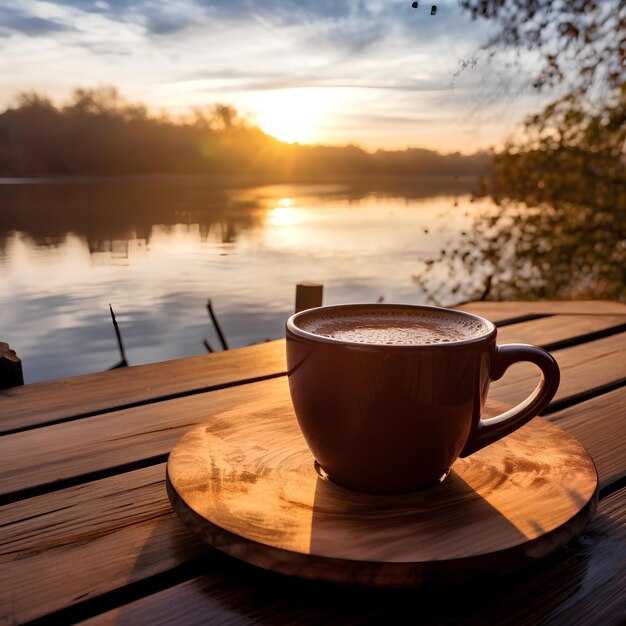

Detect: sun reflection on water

[269,198,297,226]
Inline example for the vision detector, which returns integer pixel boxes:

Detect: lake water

[1,176,496,382]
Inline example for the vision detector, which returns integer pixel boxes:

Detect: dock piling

[0,342,24,388]
[295,282,324,313]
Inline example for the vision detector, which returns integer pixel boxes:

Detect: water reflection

[414,200,625,303]
[0,178,264,254]
[1,177,484,382]
[2,176,620,383]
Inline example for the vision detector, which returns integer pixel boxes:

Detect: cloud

[40,0,360,34]
[0,6,73,37]
[145,12,196,36]
[192,72,449,93]
[1,1,490,51]
[199,0,357,23]
[51,0,357,21]
[49,0,133,15]
[341,112,445,126]
[299,17,386,56]
[36,0,388,48]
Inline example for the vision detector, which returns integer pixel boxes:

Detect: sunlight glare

[269,206,296,226]
[258,90,326,144]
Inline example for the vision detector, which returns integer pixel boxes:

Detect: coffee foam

[297,307,489,346]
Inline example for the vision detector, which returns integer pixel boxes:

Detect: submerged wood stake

[295,282,324,313]
[109,304,128,369]
[203,339,215,353]
[207,299,229,351]
[0,342,24,389]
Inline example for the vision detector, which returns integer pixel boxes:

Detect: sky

[0,0,545,152]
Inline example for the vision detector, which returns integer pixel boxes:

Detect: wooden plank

[490,314,626,347]
[0,377,285,502]
[79,488,626,626]
[548,386,626,492]
[457,300,626,321]
[1,387,622,624]
[456,488,626,626]
[0,340,286,433]
[1,332,624,502]
[0,465,211,625]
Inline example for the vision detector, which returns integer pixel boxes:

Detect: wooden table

[1,301,625,625]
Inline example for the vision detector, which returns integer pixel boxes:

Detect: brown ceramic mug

[286,303,560,494]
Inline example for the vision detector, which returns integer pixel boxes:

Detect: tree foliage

[461,0,625,100]
[422,0,626,302]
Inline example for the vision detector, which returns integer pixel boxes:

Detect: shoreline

[0,172,485,187]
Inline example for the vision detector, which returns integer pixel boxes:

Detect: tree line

[0,87,490,178]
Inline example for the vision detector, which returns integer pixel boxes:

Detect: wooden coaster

[166,392,598,587]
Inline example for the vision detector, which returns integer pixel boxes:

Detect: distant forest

[0,87,491,178]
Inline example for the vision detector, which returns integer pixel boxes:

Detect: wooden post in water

[207,299,229,350]
[295,282,324,313]
[0,342,24,389]
[109,304,128,369]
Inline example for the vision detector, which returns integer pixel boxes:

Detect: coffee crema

[297,308,489,346]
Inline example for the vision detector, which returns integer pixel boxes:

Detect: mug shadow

[307,469,527,585]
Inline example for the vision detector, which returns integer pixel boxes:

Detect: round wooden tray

[166,399,598,587]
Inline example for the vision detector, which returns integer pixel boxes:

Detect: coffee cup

[286,303,560,494]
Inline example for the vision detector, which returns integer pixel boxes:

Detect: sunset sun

[257,89,326,144]
[260,112,305,143]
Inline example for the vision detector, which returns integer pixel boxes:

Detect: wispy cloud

[0,5,73,37]
[45,0,360,33]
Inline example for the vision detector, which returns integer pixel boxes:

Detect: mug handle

[460,344,560,457]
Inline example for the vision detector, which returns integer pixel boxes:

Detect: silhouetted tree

[0,87,491,178]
